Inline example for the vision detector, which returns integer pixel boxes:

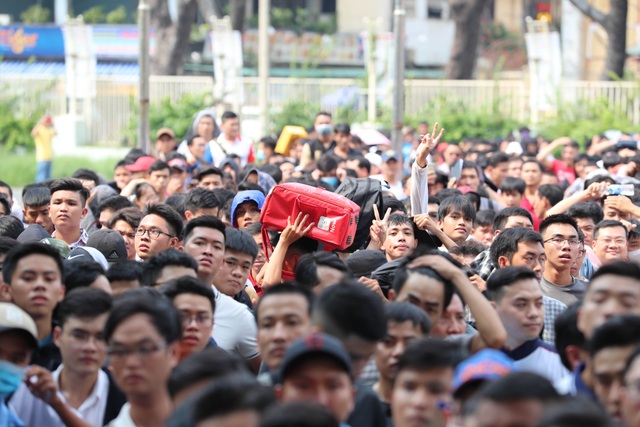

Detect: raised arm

[411,123,444,216]
[545,181,608,218]
[536,137,571,168]
[408,255,507,352]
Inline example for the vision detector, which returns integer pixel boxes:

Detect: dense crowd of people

[0,109,639,426]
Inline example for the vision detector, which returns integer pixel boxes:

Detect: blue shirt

[0,399,24,427]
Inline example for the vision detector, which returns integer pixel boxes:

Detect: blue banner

[0,26,65,58]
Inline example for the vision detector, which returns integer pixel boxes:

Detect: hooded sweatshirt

[230,190,265,228]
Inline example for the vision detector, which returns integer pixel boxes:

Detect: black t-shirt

[347,382,387,427]
[31,335,62,372]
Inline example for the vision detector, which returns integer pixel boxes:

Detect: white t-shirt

[503,339,571,387]
[106,403,136,427]
[209,134,254,167]
[10,365,109,427]
[211,285,259,359]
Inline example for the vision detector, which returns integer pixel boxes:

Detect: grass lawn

[0,148,123,188]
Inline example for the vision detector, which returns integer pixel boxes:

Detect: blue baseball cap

[452,349,516,397]
[381,150,399,163]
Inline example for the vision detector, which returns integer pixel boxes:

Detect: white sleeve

[410,160,430,216]
[236,306,260,359]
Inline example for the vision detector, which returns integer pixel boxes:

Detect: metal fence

[1,75,638,145]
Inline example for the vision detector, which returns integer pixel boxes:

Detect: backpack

[260,183,361,252]
[335,177,384,252]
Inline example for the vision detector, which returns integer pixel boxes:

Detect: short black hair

[475,209,496,227]
[135,183,156,202]
[256,284,314,321]
[224,228,258,260]
[185,188,221,213]
[187,134,203,146]
[487,152,509,168]
[499,177,526,195]
[589,315,640,357]
[539,214,579,238]
[148,160,170,174]
[106,260,143,282]
[437,195,476,223]
[535,396,611,427]
[22,186,51,208]
[161,275,216,313]
[294,252,349,290]
[537,184,564,207]
[312,280,387,342]
[334,122,350,134]
[221,110,239,122]
[57,287,112,328]
[143,203,184,239]
[191,375,275,424]
[260,402,339,427]
[383,196,406,215]
[197,167,224,182]
[317,155,338,173]
[566,202,604,225]
[474,372,559,404]
[104,288,182,344]
[141,249,198,287]
[0,216,23,240]
[436,189,463,204]
[72,168,100,185]
[449,240,488,260]
[0,180,12,199]
[395,338,462,379]
[593,219,626,241]
[259,136,277,151]
[522,159,545,173]
[63,259,105,293]
[164,194,187,221]
[392,251,458,312]
[244,222,262,236]
[167,347,251,398]
[2,242,64,285]
[108,207,143,229]
[385,302,431,335]
[0,196,12,219]
[490,228,543,267]
[184,215,226,244]
[493,207,533,232]
[554,303,585,371]
[97,196,133,216]
[486,266,538,302]
[50,178,90,206]
[589,260,640,285]
[0,237,20,255]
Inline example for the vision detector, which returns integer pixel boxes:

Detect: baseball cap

[67,247,109,271]
[0,302,38,350]
[156,127,175,139]
[40,238,70,259]
[17,224,50,243]
[452,349,516,397]
[276,333,352,384]
[457,186,478,195]
[364,153,382,168]
[86,229,127,265]
[381,150,399,163]
[168,158,188,172]
[125,156,156,173]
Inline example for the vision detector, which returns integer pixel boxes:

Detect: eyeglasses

[67,330,106,347]
[181,314,213,327]
[134,228,174,239]
[543,237,581,248]
[107,342,169,359]
[597,238,627,246]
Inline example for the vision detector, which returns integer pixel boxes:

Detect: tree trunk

[229,0,246,32]
[446,0,489,79]
[601,0,627,80]
[150,0,198,75]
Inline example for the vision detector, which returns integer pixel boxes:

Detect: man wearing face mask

[0,302,39,426]
[301,112,335,168]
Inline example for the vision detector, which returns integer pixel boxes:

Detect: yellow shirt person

[31,116,56,182]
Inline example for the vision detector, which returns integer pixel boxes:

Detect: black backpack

[335,177,384,252]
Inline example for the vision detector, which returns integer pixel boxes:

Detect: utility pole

[258,0,270,137]
[138,0,151,153]
[391,0,405,171]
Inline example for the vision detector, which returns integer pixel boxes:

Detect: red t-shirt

[550,159,576,184]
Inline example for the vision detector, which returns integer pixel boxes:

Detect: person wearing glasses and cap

[134,204,183,262]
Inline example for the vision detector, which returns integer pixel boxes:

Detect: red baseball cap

[125,156,156,173]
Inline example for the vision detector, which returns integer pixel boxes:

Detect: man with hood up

[231,190,265,230]
[177,110,221,165]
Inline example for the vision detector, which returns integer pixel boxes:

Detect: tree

[20,5,51,23]
[149,0,198,75]
[568,0,628,80]
[445,0,490,79]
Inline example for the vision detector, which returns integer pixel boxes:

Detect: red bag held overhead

[259,183,360,252]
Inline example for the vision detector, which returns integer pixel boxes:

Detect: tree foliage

[20,5,51,23]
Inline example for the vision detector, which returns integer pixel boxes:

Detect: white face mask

[629,249,640,263]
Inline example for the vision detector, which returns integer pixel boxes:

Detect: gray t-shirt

[539,276,588,306]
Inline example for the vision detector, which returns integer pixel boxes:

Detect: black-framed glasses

[134,228,174,239]
[181,314,213,327]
